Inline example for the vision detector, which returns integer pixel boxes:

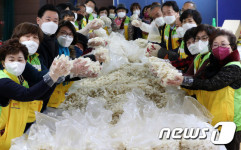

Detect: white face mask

[92,13,98,18]
[118,12,126,18]
[182,23,197,32]
[195,40,209,54]
[41,21,58,35]
[21,41,39,55]
[164,15,176,25]
[133,10,140,15]
[176,27,185,38]
[100,13,107,17]
[155,17,165,27]
[86,6,93,14]
[74,13,78,21]
[57,35,73,47]
[109,13,115,19]
[188,43,199,55]
[5,62,26,76]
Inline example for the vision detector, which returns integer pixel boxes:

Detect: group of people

[0,0,240,150]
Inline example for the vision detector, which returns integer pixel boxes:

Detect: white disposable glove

[131,20,142,28]
[49,58,72,82]
[70,58,100,78]
[146,43,161,57]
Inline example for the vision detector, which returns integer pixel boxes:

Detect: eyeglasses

[59,30,73,38]
[212,43,230,49]
[195,36,209,42]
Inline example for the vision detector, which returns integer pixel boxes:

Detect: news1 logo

[159,122,236,145]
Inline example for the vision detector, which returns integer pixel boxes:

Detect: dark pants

[225,131,241,150]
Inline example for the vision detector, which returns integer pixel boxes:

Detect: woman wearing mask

[167,29,241,150]
[108,5,116,20]
[47,20,77,108]
[0,39,70,149]
[81,0,96,29]
[112,4,130,40]
[98,7,109,18]
[141,5,151,39]
[177,9,202,59]
[185,24,216,76]
[11,22,49,127]
[171,27,197,73]
[128,3,143,40]
[60,10,79,31]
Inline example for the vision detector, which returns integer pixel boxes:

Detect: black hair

[142,5,151,16]
[194,24,216,38]
[108,5,116,10]
[184,1,197,10]
[180,9,202,25]
[60,10,75,20]
[85,0,96,6]
[98,7,109,15]
[162,1,179,13]
[130,3,141,14]
[76,33,88,50]
[55,20,77,45]
[38,4,60,18]
[94,6,98,13]
[183,27,197,56]
[56,3,77,12]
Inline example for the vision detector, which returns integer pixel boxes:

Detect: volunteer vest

[193,52,211,74]
[184,61,241,131]
[114,17,130,40]
[164,24,180,50]
[178,40,188,59]
[47,51,74,108]
[81,13,94,29]
[0,70,30,150]
[27,53,43,123]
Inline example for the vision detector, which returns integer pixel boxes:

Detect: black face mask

[77,14,84,21]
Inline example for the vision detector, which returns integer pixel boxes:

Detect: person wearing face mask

[36,4,60,69]
[166,29,241,150]
[108,5,116,20]
[60,10,79,31]
[47,20,76,108]
[184,24,216,76]
[0,39,71,149]
[177,9,202,59]
[112,4,130,40]
[128,3,143,40]
[56,2,80,31]
[141,5,152,39]
[11,22,48,127]
[171,27,197,73]
[98,7,113,35]
[69,32,88,58]
[81,0,96,29]
[98,7,108,18]
[161,1,180,54]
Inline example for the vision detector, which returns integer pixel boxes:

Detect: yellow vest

[0,70,30,150]
[47,81,74,108]
[184,61,241,131]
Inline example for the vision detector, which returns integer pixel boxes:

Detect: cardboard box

[221,20,241,41]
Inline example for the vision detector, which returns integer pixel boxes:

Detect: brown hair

[209,28,237,50]
[11,22,44,42]
[0,38,29,61]
[130,3,141,14]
